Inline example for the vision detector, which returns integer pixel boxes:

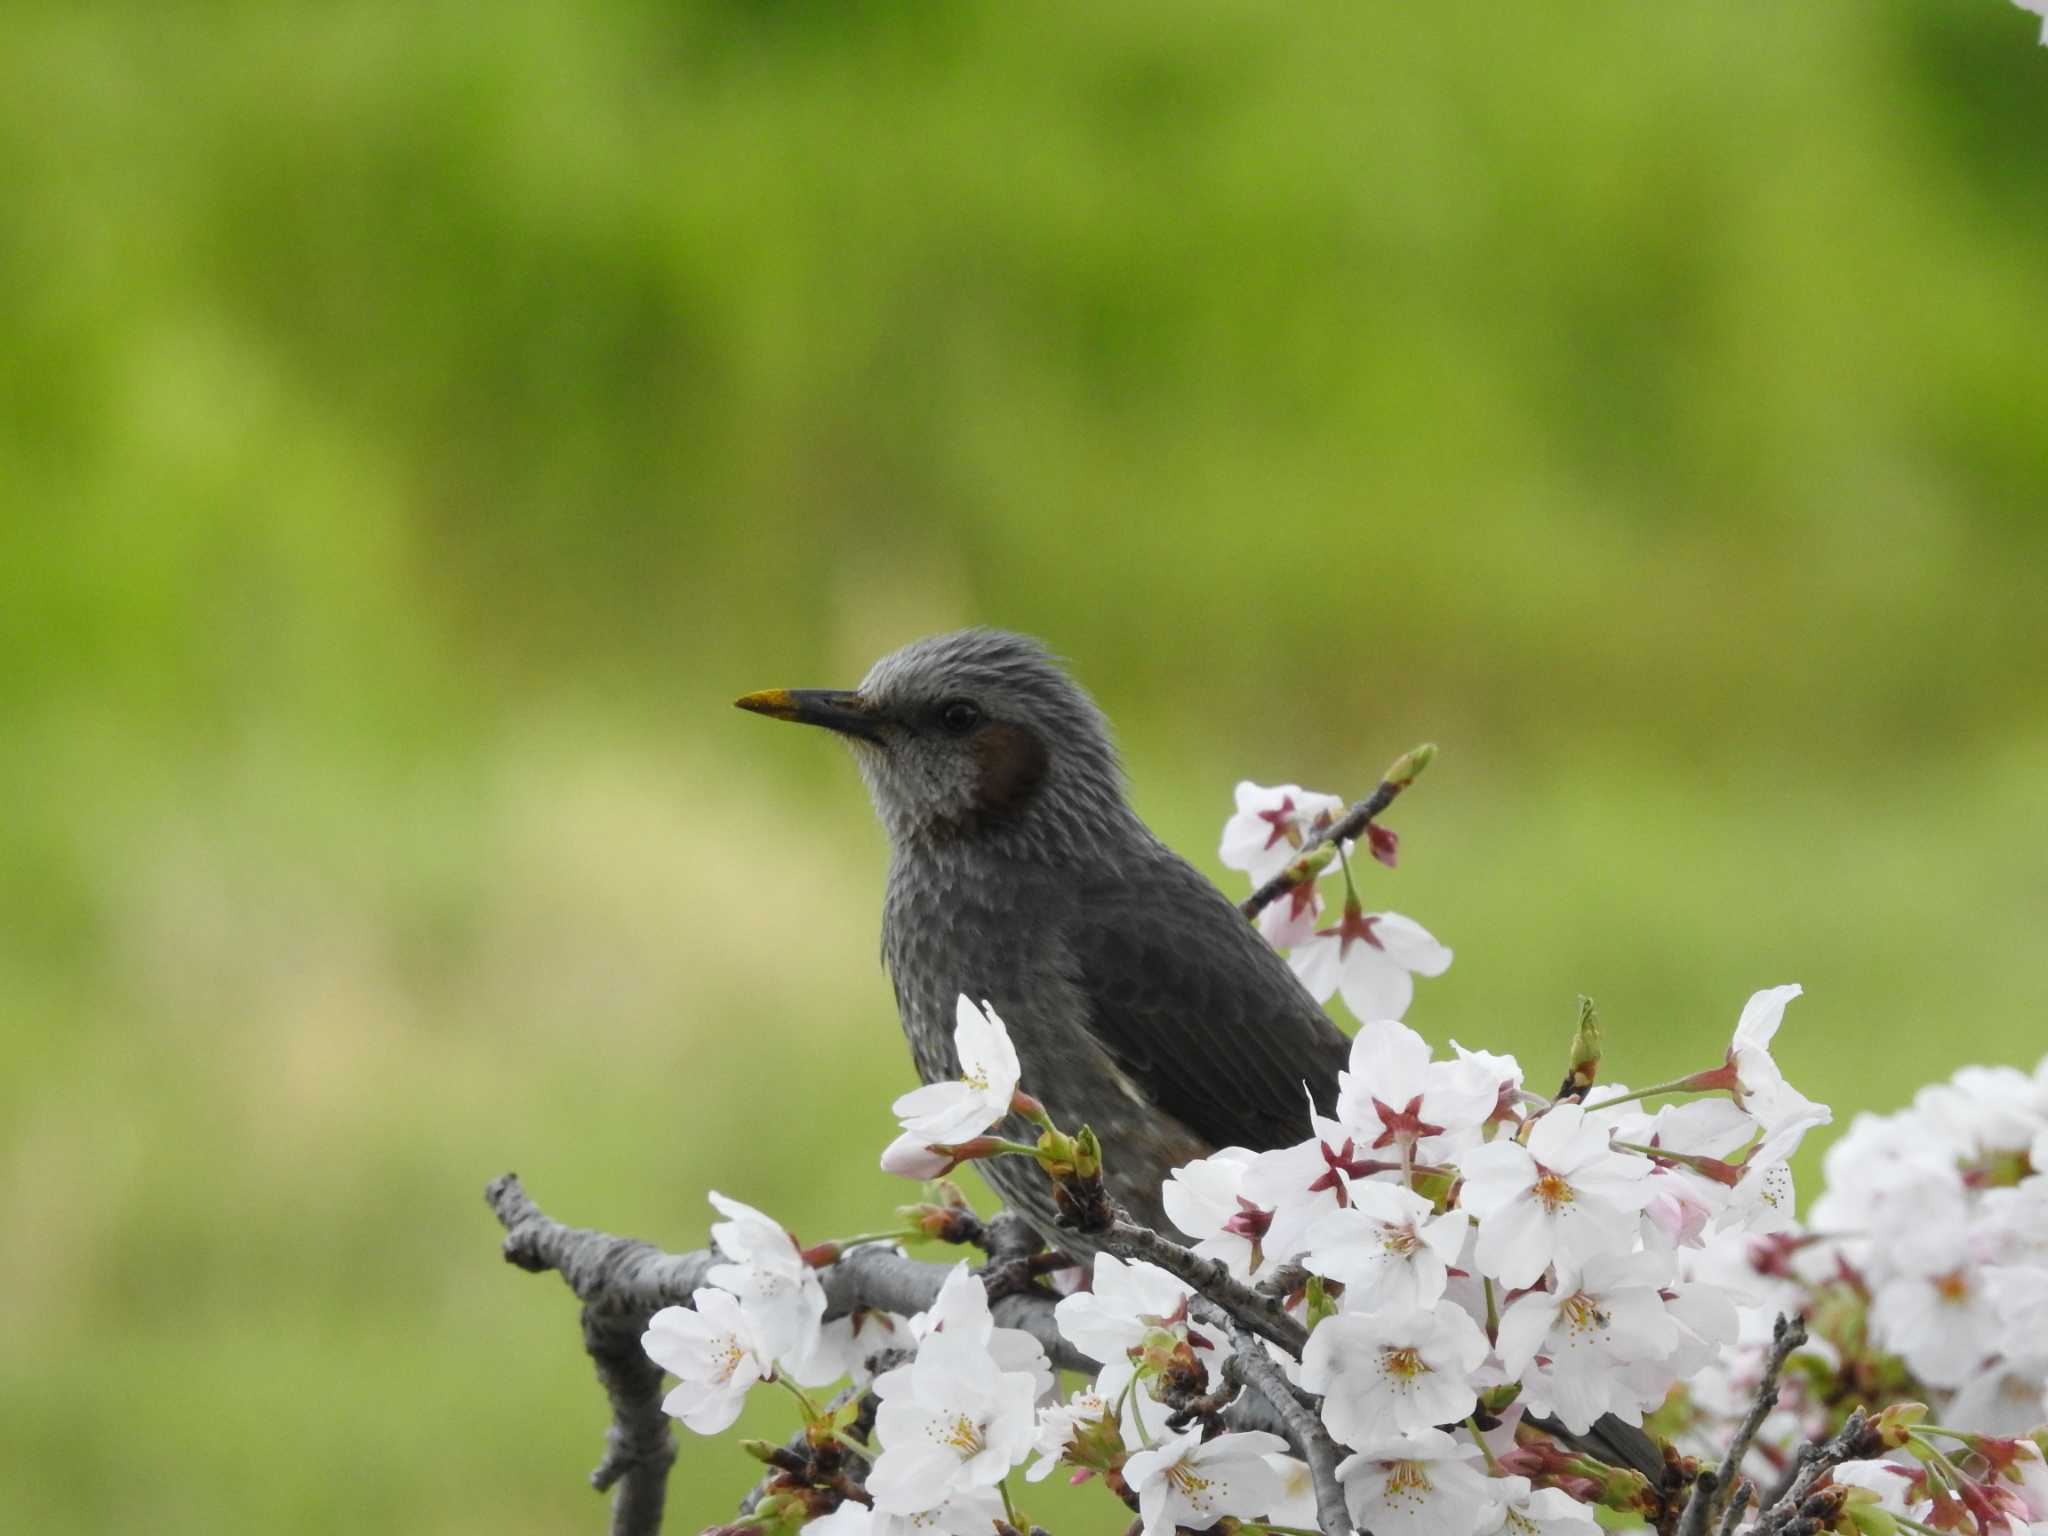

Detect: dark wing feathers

[1065,854,1350,1151]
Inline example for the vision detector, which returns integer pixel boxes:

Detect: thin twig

[1239,761,1422,921]
[1756,1409,1877,1534]
[1716,1479,1755,1536]
[1103,1216,1308,1356]
[1218,1315,1353,1536]
[1678,1314,1807,1536]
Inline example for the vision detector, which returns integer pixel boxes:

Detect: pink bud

[880,1133,954,1180]
[1368,824,1399,868]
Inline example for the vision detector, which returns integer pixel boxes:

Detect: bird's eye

[937,699,983,735]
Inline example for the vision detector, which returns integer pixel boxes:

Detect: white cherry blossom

[1023,1385,1116,1483]
[1302,1180,1468,1311]
[1722,985,1832,1142]
[890,996,1021,1146]
[703,1191,825,1368]
[1257,877,1327,949]
[1459,1104,1656,1289]
[868,1325,1038,1514]
[805,1487,1006,1536]
[1830,1460,1932,1520]
[1123,1427,1291,1536]
[1239,1110,1383,1265]
[880,1133,955,1180]
[1263,1452,1322,1527]
[1494,1251,1682,1433]
[641,1289,769,1435]
[1161,1147,1272,1279]
[1299,1299,1490,1443]
[1479,1476,1604,1536]
[1914,1065,2046,1161]
[1290,905,1452,1022]
[1053,1252,1193,1367]
[1335,1018,1495,1168]
[1872,1262,2004,1389]
[909,1262,1053,1399]
[1220,781,1346,885]
[1337,1428,1499,1536]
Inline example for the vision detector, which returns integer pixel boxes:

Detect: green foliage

[1,2,2044,1530]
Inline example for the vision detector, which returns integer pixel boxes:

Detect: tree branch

[1678,1314,1807,1536]
[1101,1216,1308,1357]
[1755,1409,1878,1535]
[487,1172,1099,1536]
[1219,1317,1353,1536]
[489,1173,721,1535]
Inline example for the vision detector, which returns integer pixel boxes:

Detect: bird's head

[736,628,1131,856]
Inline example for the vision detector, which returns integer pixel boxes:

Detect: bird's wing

[1064,855,1351,1152]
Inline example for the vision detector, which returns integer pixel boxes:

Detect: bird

[735,627,1353,1247]
[735,629,1667,1486]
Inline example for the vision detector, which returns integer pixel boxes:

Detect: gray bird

[736,629,1666,1486]
[736,627,1350,1248]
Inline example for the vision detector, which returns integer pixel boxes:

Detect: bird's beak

[734,688,886,744]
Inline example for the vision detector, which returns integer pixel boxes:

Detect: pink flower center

[1255,796,1301,850]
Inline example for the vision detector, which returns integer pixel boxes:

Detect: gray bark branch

[1218,1314,1354,1536]
[487,1173,1099,1536]
[1755,1408,1877,1535]
[1678,1313,1807,1536]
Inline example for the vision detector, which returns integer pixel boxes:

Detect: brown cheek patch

[970,724,1050,821]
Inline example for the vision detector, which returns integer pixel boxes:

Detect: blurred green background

[4,2,2046,1530]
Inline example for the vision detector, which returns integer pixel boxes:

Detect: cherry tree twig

[1216,1312,1354,1536]
[1677,1314,1808,1536]
[1100,1215,1308,1356]
[1238,746,1432,921]
[1755,1408,1878,1535]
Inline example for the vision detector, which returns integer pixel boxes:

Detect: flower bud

[1367,823,1400,868]
[1564,996,1602,1098]
[1872,1402,1926,1451]
[1385,742,1437,788]
[1846,1502,1900,1536]
[880,1133,954,1180]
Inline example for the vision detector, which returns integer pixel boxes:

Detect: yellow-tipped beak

[734,688,883,742]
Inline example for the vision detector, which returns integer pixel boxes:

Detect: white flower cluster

[651,973,1852,1534]
[1821,1058,2048,1413]
[1684,1048,2048,1519]
[643,1192,909,1434]
[1220,781,1451,1021]
[1143,997,1827,1535]
[631,778,2048,1535]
